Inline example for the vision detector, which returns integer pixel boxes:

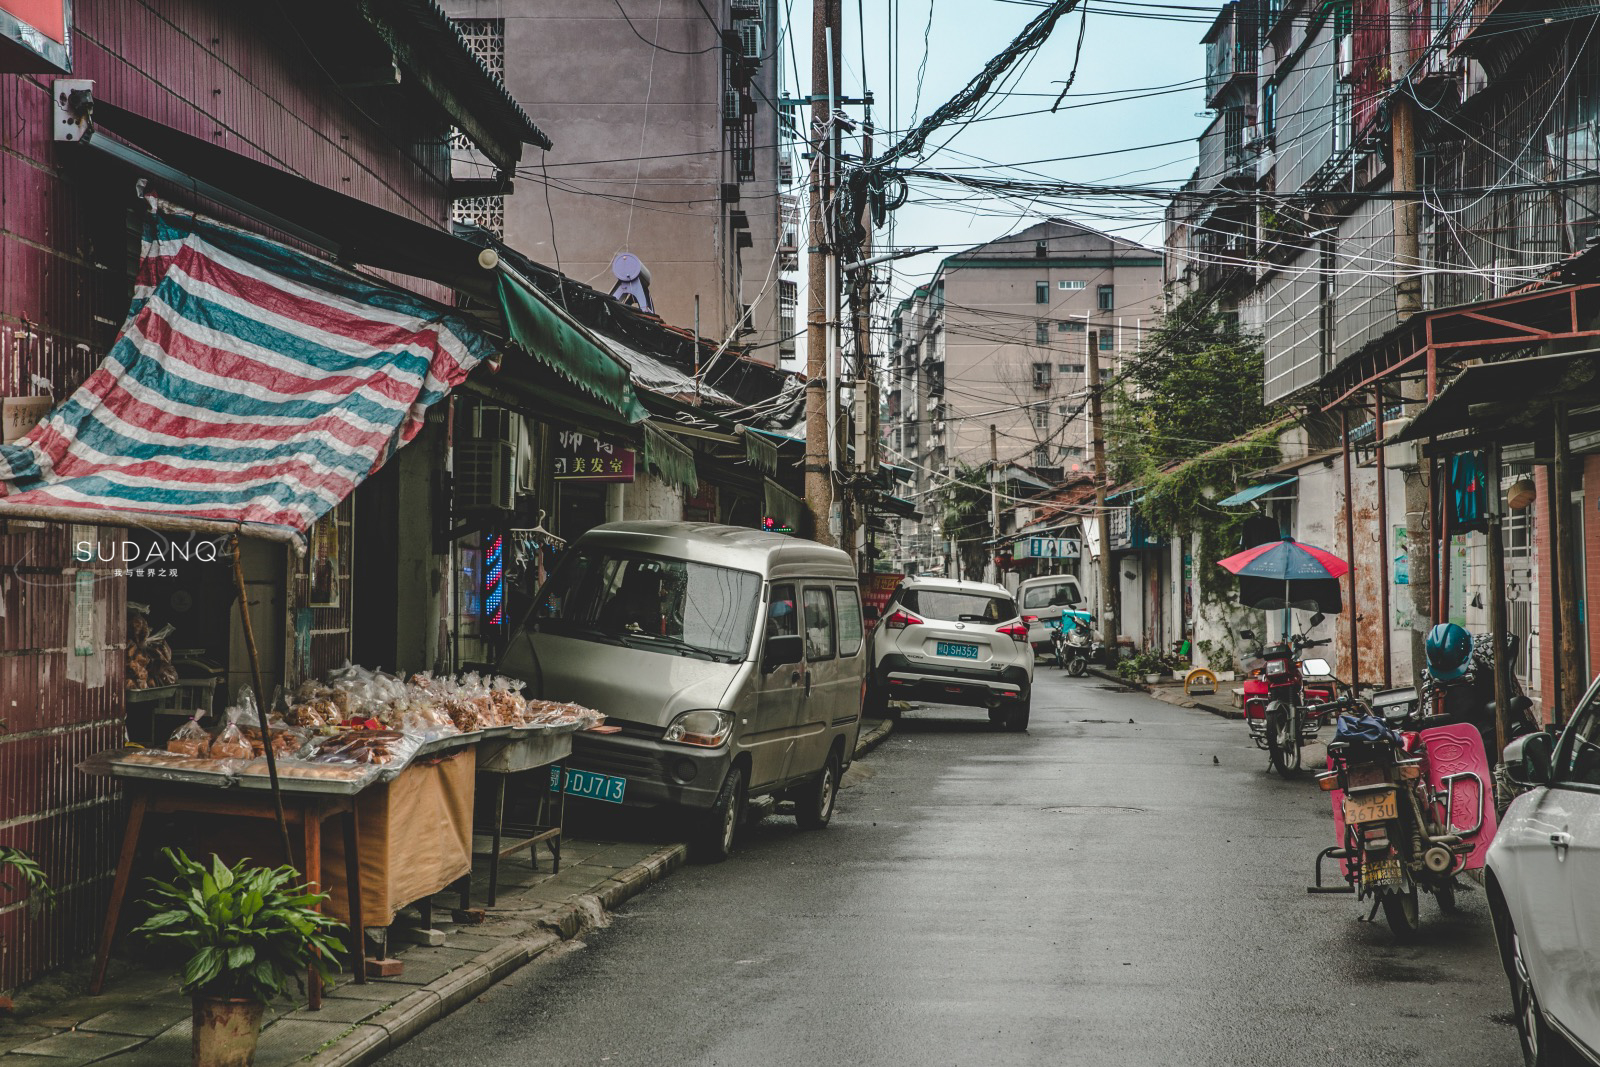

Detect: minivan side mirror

[1504,730,1555,787]
[763,634,803,673]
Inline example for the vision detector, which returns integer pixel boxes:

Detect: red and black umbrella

[1216,537,1347,617]
[1217,537,1348,580]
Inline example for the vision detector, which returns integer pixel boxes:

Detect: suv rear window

[900,588,1018,623]
[1021,582,1080,609]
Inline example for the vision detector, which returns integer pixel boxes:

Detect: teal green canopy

[643,422,699,492]
[496,273,647,424]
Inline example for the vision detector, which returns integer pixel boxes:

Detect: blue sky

[785,0,1214,302]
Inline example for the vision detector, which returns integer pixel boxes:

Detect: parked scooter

[1308,688,1501,937]
[1238,614,1335,777]
[1051,610,1099,676]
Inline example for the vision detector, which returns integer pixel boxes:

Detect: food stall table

[90,779,366,1011]
[320,747,478,936]
[473,728,574,906]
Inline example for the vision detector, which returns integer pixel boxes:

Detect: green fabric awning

[763,478,807,535]
[742,429,778,474]
[496,273,648,424]
[643,422,699,492]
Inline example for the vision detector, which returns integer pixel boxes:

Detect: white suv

[1486,675,1600,1066]
[865,576,1034,731]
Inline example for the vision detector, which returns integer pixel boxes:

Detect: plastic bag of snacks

[208,721,252,761]
[306,729,420,779]
[167,716,210,757]
[489,676,529,726]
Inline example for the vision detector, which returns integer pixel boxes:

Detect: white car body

[1486,675,1600,1065]
[867,576,1035,729]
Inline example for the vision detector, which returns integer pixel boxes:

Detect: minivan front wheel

[692,765,745,863]
[794,751,840,830]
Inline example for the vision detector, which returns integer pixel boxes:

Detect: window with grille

[453,196,505,237]
[778,280,798,346]
[451,20,506,152]
[1033,407,1049,429]
[1034,446,1050,467]
[1035,280,1049,304]
[1032,362,1051,387]
[1097,284,1114,310]
[1099,330,1114,351]
[1035,320,1049,344]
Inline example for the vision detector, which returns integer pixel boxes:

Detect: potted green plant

[134,848,346,1067]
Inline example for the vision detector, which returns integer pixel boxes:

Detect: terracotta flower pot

[192,995,265,1067]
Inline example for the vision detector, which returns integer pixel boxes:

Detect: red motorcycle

[1239,614,1335,777]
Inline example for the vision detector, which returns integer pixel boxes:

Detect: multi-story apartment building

[443,1,793,360]
[1168,0,1600,702]
[883,219,1164,574]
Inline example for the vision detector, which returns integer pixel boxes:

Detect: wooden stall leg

[90,792,148,996]
[342,810,366,985]
[488,775,506,907]
[304,810,323,1011]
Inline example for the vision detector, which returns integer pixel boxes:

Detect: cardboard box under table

[320,748,477,929]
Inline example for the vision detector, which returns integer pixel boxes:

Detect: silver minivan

[1016,573,1085,653]
[500,521,867,861]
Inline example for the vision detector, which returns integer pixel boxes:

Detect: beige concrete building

[443,1,793,361]
[885,219,1164,573]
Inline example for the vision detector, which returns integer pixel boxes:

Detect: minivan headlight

[663,710,734,748]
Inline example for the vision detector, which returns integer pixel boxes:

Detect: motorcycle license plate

[1343,789,1398,824]
[1361,856,1404,889]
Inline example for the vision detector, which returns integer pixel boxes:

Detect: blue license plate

[936,641,979,659]
[551,767,627,804]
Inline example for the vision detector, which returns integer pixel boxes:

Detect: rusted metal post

[1373,389,1392,688]
[1437,457,1451,625]
[1342,409,1360,686]
[232,535,294,865]
[1485,440,1512,760]
[1546,450,1566,718]
[1554,401,1584,723]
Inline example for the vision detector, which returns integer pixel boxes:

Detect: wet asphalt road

[380,670,1521,1067]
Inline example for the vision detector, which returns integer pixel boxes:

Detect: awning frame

[1216,475,1299,507]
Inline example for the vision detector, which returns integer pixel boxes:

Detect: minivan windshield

[1021,581,1080,609]
[531,549,760,662]
[901,588,1018,623]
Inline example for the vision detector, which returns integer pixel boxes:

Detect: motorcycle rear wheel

[1381,884,1420,938]
[1266,711,1302,777]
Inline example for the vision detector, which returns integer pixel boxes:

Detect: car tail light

[885,609,923,629]
[997,621,1029,642]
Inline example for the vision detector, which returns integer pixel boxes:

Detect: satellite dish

[609,253,655,313]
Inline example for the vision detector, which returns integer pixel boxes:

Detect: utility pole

[804,0,841,545]
[1390,0,1430,684]
[1088,335,1116,648]
[989,424,1000,584]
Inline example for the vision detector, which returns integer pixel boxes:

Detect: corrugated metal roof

[595,334,737,406]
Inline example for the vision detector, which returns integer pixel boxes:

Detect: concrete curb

[307,844,688,1067]
[854,718,895,760]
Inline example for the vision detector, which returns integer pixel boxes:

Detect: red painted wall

[0,0,456,991]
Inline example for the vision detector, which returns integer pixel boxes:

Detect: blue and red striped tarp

[0,206,496,538]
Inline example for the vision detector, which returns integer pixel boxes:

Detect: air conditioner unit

[1336,35,1354,80]
[457,440,516,510]
[737,21,764,59]
[458,406,520,510]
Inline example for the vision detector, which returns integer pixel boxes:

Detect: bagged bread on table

[166,716,211,757]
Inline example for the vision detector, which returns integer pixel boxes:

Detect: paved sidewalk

[1087,666,1243,719]
[0,718,895,1067]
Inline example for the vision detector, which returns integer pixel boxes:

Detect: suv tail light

[885,609,924,629]
[997,621,1029,642]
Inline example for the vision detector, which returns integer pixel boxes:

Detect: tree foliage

[1109,291,1281,605]
[937,464,993,581]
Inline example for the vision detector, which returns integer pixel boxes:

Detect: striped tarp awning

[0,205,496,540]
